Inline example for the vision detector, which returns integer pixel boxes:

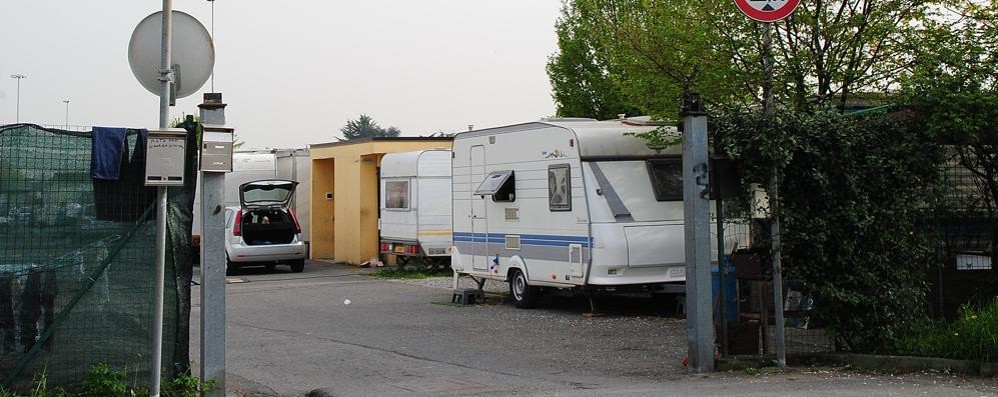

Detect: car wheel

[225,257,239,276]
[509,269,539,309]
[290,259,305,273]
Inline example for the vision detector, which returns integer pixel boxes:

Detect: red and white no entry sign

[733,0,801,22]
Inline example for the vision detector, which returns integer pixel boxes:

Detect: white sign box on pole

[145,128,187,186]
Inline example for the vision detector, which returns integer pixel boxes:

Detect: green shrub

[80,363,128,396]
[3,364,215,397]
[714,107,944,351]
[896,297,998,362]
[160,372,215,397]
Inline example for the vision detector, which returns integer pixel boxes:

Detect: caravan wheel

[509,269,540,309]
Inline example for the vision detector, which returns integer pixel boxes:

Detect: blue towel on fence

[90,127,127,180]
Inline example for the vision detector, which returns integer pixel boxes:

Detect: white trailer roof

[380,149,450,178]
[455,118,681,160]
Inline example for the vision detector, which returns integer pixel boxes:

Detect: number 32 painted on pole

[733,0,801,23]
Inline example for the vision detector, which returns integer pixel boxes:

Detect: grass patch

[366,268,451,279]
[895,297,998,362]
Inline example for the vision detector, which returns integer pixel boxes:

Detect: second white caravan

[378,149,453,267]
[449,117,743,308]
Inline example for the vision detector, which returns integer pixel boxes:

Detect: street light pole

[62,99,70,129]
[10,74,26,123]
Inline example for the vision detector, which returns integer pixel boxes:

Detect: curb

[789,353,997,377]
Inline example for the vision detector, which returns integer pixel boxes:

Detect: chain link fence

[0,123,196,392]
[932,147,997,320]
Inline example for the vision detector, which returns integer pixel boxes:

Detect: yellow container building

[309,137,453,265]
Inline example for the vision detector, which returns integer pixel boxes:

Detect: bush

[713,107,945,351]
[2,364,214,397]
[896,297,998,362]
[79,363,128,396]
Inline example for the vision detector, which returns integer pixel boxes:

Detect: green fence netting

[0,122,196,392]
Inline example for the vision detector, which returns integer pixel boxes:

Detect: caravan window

[548,164,572,211]
[475,170,515,202]
[385,180,410,209]
[647,158,683,201]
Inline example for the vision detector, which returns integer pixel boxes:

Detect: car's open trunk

[241,209,295,245]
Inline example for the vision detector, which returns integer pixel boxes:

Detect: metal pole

[682,92,714,372]
[209,0,215,92]
[152,1,173,396]
[63,100,70,129]
[10,74,26,123]
[763,21,787,368]
[714,175,728,357]
[151,187,168,397]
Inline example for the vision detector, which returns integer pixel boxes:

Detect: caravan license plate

[393,245,405,254]
[669,267,685,278]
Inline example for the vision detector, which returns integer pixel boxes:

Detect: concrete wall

[309,138,452,264]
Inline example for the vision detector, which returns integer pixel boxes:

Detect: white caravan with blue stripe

[449,117,747,308]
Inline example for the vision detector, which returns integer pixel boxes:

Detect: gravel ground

[391,274,510,295]
[196,263,998,396]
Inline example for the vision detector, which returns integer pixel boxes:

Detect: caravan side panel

[452,125,590,288]
[415,151,452,255]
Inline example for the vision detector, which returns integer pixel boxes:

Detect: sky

[0,1,562,149]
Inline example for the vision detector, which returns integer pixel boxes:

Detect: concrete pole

[682,92,714,372]
[199,93,227,397]
[152,1,173,396]
[763,22,788,368]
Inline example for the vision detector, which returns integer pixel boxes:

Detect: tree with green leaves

[546,3,643,119]
[552,0,942,117]
[902,0,998,263]
[340,114,402,140]
[562,0,751,119]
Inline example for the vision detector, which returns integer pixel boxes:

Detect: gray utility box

[201,124,234,173]
[145,128,188,186]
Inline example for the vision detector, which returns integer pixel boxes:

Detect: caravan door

[470,146,489,271]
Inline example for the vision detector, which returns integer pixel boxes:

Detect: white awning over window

[474,170,514,196]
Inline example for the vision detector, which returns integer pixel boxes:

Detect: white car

[224,180,306,275]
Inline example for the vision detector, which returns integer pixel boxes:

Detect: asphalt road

[190,261,998,397]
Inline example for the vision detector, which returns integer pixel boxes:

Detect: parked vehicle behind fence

[224,180,306,274]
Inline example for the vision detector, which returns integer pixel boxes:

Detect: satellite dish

[128,10,214,99]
